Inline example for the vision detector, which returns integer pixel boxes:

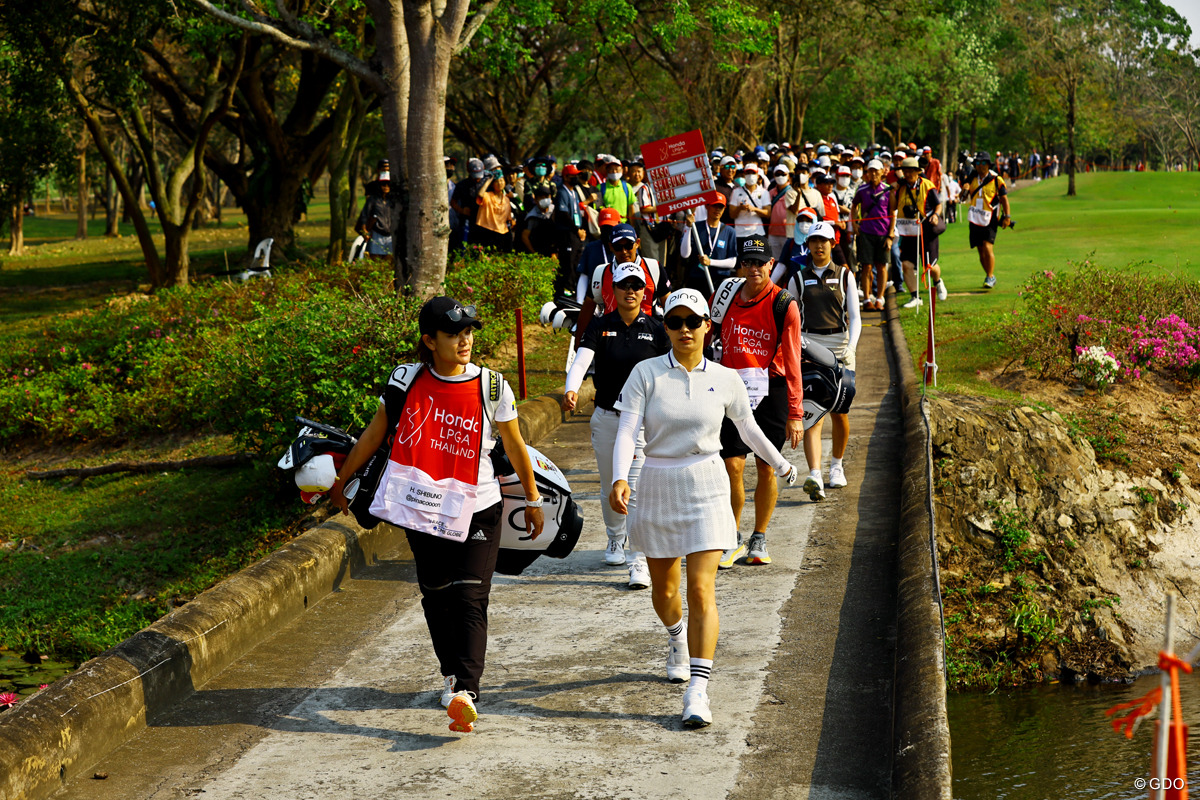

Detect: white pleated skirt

[628,454,737,558]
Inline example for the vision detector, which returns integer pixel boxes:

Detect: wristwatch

[525,497,544,508]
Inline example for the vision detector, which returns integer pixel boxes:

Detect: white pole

[692,222,714,295]
[1154,592,1176,800]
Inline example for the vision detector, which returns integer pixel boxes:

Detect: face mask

[535,166,548,177]
[794,220,812,245]
[774,175,789,186]
[851,169,863,179]
[837,176,850,188]
[798,172,810,183]
[538,197,553,209]
[608,171,622,183]
[734,176,746,187]
[744,173,759,187]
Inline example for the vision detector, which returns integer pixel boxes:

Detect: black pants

[405,502,503,699]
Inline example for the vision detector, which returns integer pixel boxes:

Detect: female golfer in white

[608,288,798,727]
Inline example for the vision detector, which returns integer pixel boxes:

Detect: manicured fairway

[899,171,1200,395]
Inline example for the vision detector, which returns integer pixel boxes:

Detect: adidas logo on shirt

[708,387,715,392]
[470,530,488,541]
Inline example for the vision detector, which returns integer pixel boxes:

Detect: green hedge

[0,250,555,454]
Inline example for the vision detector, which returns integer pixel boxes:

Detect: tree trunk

[1067,82,1077,197]
[64,73,164,285]
[369,0,411,288]
[949,113,960,169]
[244,171,303,255]
[104,171,120,237]
[163,223,191,287]
[969,115,977,153]
[403,23,450,297]
[348,147,362,224]
[76,144,88,239]
[8,201,24,256]
[939,119,949,170]
[327,77,366,264]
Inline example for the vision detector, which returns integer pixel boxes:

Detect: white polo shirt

[614,352,751,458]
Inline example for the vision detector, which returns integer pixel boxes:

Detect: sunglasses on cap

[444,304,478,323]
[614,279,645,291]
[664,314,708,331]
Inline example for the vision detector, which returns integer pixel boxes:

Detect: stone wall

[931,395,1200,681]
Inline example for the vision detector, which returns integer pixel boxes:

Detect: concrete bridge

[0,297,950,800]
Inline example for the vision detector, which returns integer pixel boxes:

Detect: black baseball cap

[738,237,771,263]
[419,296,482,338]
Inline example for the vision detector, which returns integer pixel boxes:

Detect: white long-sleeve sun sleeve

[844,270,862,354]
[733,415,791,476]
[611,410,644,485]
[564,347,596,394]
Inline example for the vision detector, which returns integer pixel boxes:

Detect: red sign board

[640,129,720,216]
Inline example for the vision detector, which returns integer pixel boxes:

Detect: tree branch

[186,0,386,93]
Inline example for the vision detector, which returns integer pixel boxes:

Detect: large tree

[189,0,501,296]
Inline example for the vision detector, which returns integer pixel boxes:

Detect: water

[950,675,1200,799]
[0,648,76,700]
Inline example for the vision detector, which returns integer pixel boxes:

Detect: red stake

[516,308,527,400]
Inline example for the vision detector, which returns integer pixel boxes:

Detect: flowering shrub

[0,253,554,453]
[1006,259,1200,383]
[1073,346,1121,391]
[1122,315,1200,382]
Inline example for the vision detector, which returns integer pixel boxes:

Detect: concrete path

[53,319,900,800]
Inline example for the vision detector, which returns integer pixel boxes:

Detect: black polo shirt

[580,311,670,410]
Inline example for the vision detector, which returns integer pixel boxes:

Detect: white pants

[591,407,645,544]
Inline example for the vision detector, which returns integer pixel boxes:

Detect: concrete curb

[0,378,594,800]
[884,291,954,799]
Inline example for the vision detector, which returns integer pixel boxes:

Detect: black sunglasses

[614,279,645,292]
[445,304,478,323]
[611,239,636,250]
[665,314,707,331]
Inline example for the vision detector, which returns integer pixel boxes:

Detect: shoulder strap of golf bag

[709,277,743,325]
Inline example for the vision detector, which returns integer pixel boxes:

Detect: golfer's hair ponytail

[416,336,434,365]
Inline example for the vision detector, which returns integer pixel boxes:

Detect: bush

[1005,259,1200,383]
[0,252,555,454]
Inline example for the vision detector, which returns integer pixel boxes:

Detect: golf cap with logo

[837,165,851,175]
[850,155,865,165]
[663,288,710,318]
[419,296,483,338]
[743,162,760,174]
[773,164,791,175]
[797,207,820,222]
[866,158,884,170]
[808,222,836,240]
[720,155,738,167]
[612,261,647,286]
[611,223,637,243]
[738,236,771,262]
[598,208,621,227]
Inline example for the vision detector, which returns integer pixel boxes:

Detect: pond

[0,648,77,705]
[950,674,1200,799]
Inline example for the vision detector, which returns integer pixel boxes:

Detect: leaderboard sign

[640,129,721,216]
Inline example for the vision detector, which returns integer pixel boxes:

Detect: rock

[1040,651,1060,677]
[1112,508,1136,521]
[1057,514,1074,528]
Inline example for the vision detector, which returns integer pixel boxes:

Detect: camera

[1001,215,1016,229]
[903,204,919,219]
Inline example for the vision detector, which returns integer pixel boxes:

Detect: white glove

[779,462,800,486]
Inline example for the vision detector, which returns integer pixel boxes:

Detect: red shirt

[717,281,803,420]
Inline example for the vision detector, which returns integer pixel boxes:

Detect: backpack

[348,363,503,529]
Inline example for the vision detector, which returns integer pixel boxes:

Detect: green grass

[0,455,302,662]
[897,172,1200,395]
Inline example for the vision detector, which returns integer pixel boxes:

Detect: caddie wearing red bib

[330,297,545,735]
[711,236,803,569]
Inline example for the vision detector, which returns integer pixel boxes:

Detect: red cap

[599,208,621,227]
[563,164,580,176]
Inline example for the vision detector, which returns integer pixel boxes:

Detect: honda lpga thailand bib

[968,198,993,226]
[370,370,483,542]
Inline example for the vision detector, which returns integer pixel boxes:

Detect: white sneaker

[628,557,650,590]
[666,639,690,683]
[803,472,826,502]
[682,686,713,728]
[440,675,457,708]
[936,279,948,301]
[902,294,922,309]
[984,275,997,289]
[604,535,627,565]
[828,464,848,488]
